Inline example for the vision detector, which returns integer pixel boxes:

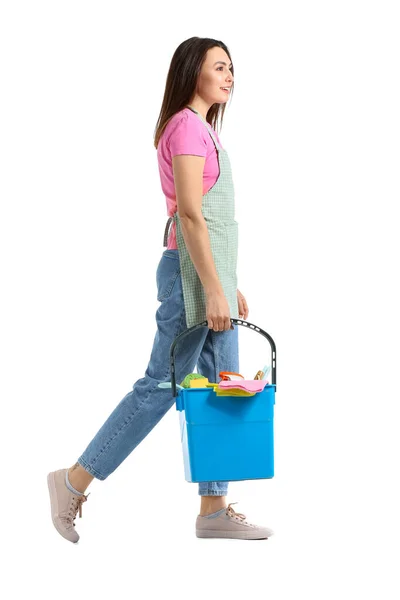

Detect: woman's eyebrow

[213,61,233,67]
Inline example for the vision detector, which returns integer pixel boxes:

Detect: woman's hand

[237,289,249,320]
[205,289,233,331]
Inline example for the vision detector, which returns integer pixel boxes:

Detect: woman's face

[196,46,234,105]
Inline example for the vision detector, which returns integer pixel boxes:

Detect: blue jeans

[77,249,239,496]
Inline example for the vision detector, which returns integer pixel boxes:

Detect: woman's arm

[172,155,223,296]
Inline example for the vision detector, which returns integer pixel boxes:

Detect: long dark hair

[153,37,234,149]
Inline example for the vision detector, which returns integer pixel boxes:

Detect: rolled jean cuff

[77,457,106,481]
[198,482,229,496]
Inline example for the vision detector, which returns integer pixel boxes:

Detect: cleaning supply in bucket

[218,379,268,393]
[157,382,184,391]
[157,373,213,392]
[209,383,255,397]
[180,373,208,388]
[189,377,209,388]
[260,365,271,380]
[219,371,245,381]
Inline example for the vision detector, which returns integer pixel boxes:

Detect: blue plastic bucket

[169,319,277,483]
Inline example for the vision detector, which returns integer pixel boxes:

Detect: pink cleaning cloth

[217,380,268,393]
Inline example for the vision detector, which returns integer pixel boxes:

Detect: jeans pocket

[156,254,181,302]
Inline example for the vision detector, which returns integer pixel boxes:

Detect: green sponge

[180,373,205,389]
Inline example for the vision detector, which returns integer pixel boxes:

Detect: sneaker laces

[226,502,247,521]
[67,493,90,527]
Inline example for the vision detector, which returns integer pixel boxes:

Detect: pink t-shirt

[157,107,223,250]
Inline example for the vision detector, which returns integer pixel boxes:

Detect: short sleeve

[167,113,208,158]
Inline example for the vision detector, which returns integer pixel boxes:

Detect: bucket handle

[169,319,277,398]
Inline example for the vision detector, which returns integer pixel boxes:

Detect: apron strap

[163,216,173,247]
[186,105,222,152]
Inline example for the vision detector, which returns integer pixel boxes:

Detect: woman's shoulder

[164,107,206,139]
[162,108,210,157]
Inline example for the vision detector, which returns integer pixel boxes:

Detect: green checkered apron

[163,105,239,329]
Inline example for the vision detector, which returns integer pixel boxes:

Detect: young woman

[47,37,274,543]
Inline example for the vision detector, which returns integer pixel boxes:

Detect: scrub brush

[180,373,207,389]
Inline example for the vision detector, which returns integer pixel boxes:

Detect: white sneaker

[196,502,274,540]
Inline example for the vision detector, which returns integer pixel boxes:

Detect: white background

[1,1,399,598]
